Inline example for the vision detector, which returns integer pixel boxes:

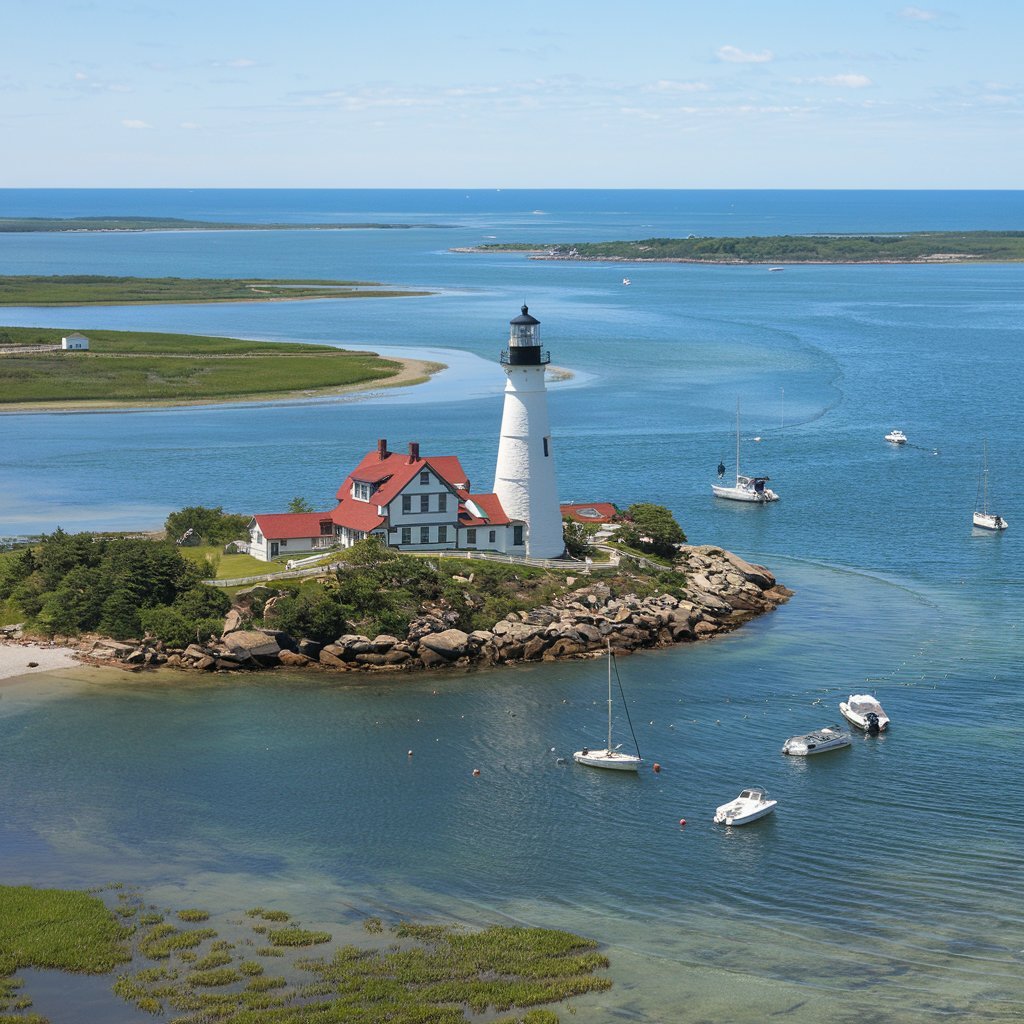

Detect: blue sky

[3,0,1022,187]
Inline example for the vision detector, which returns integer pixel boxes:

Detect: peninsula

[0,216,449,232]
[458,230,1024,264]
[0,275,430,306]
[0,327,440,410]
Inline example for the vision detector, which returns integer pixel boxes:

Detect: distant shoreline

[0,217,452,233]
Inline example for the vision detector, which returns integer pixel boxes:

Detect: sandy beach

[0,640,81,682]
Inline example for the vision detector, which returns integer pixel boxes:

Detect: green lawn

[179,546,293,580]
[0,327,407,405]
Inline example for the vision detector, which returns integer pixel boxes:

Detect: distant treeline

[0,217,447,232]
[475,231,1024,263]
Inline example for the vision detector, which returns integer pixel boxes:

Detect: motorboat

[712,400,780,503]
[768,266,785,272]
[973,440,1008,531]
[839,694,890,734]
[622,277,631,286]
[574,642,643,771]
[781,725,851,756]
[885,429,907,444]
[713,787,777,825]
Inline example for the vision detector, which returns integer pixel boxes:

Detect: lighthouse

[493,305,565,558]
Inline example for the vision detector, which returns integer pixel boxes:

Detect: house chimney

[408,442,420,463]
[377,438,388,460]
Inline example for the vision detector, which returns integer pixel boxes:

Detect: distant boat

[973,440,1008,531]
[622,277,631,286]
[712,400,779,503]
[885,429,907,444]
[769,266,785,272]
[573,642,643,771]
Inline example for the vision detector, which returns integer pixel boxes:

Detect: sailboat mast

[606,643,613,751]
[735,400,741,484]
[983,440,990,514]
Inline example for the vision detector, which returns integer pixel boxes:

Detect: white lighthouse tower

[493,305,565,558]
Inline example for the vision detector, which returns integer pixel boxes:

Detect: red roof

[560,502,618,524]
[330,500,386,533]
[251,512,334,540]
[457,491,511,527]
[336,446,469,505]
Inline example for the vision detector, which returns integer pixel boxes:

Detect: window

[401,527,411,545]
[353,481,371,501]
[438,525,448,542]
[513,525,524,546]
[488,530,496,543]
[279,539,287,547]
[466,528,477,545]
[420,494,429,513]
[419,470,430,485]
[543,436,550,457]
[320,521,333,536]
[420,526,430,544]
[402,495,411,513]
[438,493,447,513]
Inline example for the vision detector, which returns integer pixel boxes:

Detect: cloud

[716,45,773,64]
[74,71,88,81]
[900,6,938,21]
[121,119,151,129]
[810,74,873,88]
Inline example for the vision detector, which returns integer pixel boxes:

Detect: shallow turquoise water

[0,190,1021,1021]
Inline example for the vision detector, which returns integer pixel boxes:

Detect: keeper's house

[246,439,526,561]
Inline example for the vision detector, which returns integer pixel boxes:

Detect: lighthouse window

[543,436,550,457]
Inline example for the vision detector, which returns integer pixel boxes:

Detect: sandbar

[0,640,80,683]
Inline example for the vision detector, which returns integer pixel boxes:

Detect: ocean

[0,189,1021,1022]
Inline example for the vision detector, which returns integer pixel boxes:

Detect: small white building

[247,512,338,562]
[61,332,90,351]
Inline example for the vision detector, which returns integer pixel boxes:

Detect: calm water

[0,190,1022,1022]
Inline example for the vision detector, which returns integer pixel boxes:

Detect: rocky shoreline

[43,546,791,677]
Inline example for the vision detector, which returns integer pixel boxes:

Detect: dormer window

[352,481,372,502]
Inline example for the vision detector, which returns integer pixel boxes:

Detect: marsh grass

[266,927,331,947]
[178,909,210,922]
[245,907,291,922]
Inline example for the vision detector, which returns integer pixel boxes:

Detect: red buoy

[679,818,687,827]
[652,762,661,773]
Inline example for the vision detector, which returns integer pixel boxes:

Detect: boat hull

[782,727,851,756]
[711,483,779,503]
[973,511,1008,531]
[713,802,777,826]
[839,702,890,731]
[573,749,642,771]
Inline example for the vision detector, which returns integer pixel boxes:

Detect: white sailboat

[973,440,1008,531]
[712,401,779,503]
[573,643,643,771]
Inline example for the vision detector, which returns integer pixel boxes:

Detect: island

[457,230,1024,264]
[0,327,440,410]
[0,275,430,306]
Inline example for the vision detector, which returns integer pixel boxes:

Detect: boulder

[257,628,297,652]
[371,634,400,653]
[418,628,470,660]
[222,630,281,659]
[318,649,348,669]
[221,609,244,635]
[418,648,449,669]
[297,639,322,659]
[278,650,312,667]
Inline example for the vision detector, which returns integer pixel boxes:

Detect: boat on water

[622,277,631,286]
[574,642,643,771]
[973,440,1008,531]
[885,429,907,444]
[712,401,779,503]
[713,787,777,825]
[768,266,785,272]
[839,694,890,734]
[781,725,851,756]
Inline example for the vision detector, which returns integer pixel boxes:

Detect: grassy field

[179,545,294,580]
[0,275,429,305]
[0,327,409,406]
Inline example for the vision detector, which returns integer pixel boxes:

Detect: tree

[563,519,598,560]
[164,506,251,546]
[287,496,314,513]
[269,585,350,645]
[617,504,687,560]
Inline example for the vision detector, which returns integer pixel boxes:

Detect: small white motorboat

[622,277,632,286]
[885,429,907,444]
[782,725,851,756]
[839,694,890,734]
[713,787,777,825]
